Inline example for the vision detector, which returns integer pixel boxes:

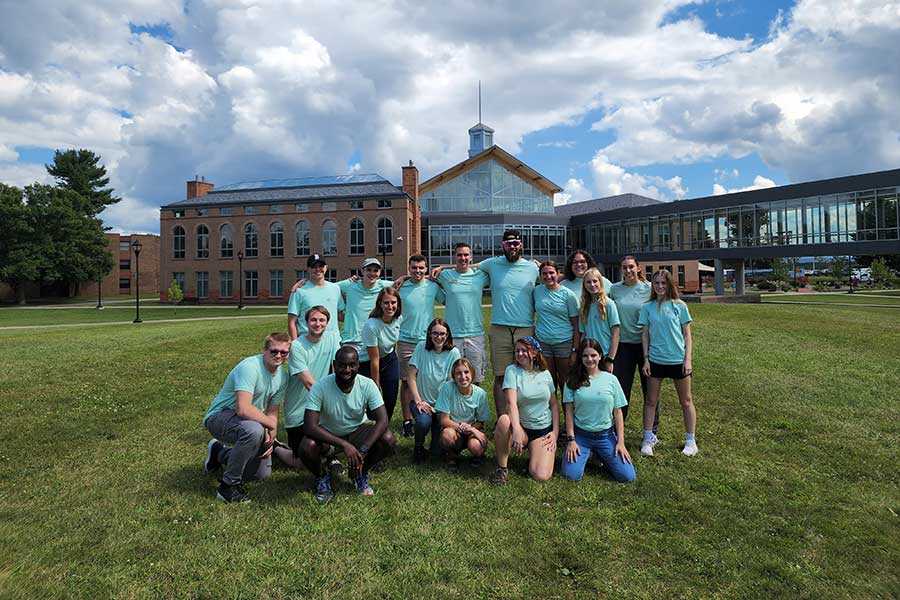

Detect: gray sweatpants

[205,409,272,486]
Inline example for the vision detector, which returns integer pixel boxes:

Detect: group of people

[202,229,697,503]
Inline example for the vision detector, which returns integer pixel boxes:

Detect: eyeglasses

[268,349,289,357]
[573,260,588,265]
[431,331,448,337]
[502,240,521,248]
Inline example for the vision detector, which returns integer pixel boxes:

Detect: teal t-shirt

[561,276,611,308]
[638,300,692,365]
[338,279,393,344]
[409,342,461,405]
[580,298,621,356]
[533,285,579,344]
[609,281,652,344]
[360,316,402,362]
[562,371,627,432]
[398,279,445,343]
[437,268,489,337]
[306,374,384,437]
[287,281,345,337]
[501,364,554,429]
[479,257,539,327]
[434,381,491,425]
[204,354,288,426]
[283,334,341,428]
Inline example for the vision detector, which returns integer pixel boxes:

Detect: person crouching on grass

[560,338,635,483]
[435,358,491,467]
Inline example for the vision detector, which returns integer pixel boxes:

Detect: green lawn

[0,305,284,327]
[762,293,900,306]
[1,305,898,598]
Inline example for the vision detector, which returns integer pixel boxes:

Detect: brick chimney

[186,176,214,199]
[402,160,420,253]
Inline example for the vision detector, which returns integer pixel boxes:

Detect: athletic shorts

[524,424,554,443]
[456,335,487,383]
[286,425,305,458]
[489,324,535,377]
[539,338,573,359]
[649,361,691,380]
[397,340,417,379]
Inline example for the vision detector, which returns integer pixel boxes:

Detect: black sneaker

[216,482,250,503]
[315,474,334,503]
[204,439,222,473]
[401,420,414,437]
[413,445,427,464]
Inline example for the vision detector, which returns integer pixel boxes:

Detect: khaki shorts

[397,340,418,379]
[456,335,487,383]
[489,324,535,378]
[322,422,377,456]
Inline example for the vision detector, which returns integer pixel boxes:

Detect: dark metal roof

[215,173,386,191]
[162,179,407,208]
[555,193,662,217]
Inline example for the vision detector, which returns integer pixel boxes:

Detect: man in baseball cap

[287,253,344,340]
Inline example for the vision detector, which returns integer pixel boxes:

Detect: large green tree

[46,149,121,216]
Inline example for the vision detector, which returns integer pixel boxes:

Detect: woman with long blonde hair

[579,268,620,371]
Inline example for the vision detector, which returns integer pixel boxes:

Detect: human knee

[530,467,553,482]
[381,430,398,450]
[239,420,265,444]
[495,414,511,433]
[468,439,485,457]
[679,394,693,408]
[300,437,319,458]
[440,428,458,448]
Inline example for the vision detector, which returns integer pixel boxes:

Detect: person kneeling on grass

[203,332,290,503]
[560,338,635,483]
[299,346,396,502]
[435,358,491,467]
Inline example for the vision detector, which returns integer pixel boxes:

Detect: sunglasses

[268,349,289,357]
[502,240,522,248]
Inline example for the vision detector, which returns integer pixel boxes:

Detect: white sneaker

[640,434,658,456]
[682,440,698,457]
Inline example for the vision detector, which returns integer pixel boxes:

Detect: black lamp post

[848,255,855,294]
[131,239,143,323]
[379,244,388,280]
[237,249,245,309]
[96,256,104,310]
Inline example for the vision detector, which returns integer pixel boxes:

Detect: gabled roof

[554,193,663,217]
[419,145,563,197]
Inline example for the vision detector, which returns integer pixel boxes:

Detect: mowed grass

[762,292,900,306]
[0,305,898,599]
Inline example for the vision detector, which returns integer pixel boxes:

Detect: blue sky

[1,0,898,232]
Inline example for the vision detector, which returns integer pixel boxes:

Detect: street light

[237,249,245,309]
[96,256,104,310]
[131,239,143,323]
[379,236,404,280]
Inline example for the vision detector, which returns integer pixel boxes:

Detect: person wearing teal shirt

[203,333,291,503]
[396,254,446,439]
[533,260,580,393]
[560,338,635,483]
[273,306,340,472]
[287,254,345,341]
[579,268,621,365]
[407,318,461,462]
[300,346,396,502]
[338,257,393,347]
[609,255,654,426]
[639,269,697,458]
[561,249,611,308]
[492,337,559,485]
[435,242,490,384]
[436,358,491,466]
[359,287,402,422]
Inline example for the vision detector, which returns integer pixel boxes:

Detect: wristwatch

[565,435,575,443]
[604,356,615,365]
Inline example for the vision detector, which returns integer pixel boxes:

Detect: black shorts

[649,361,691,380]
[286,425,305,458]
[523,425,553,443]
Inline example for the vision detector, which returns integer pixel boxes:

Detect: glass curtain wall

[421,160,554,214]
[426,224,567,262]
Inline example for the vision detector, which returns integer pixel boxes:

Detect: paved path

[0,313,284,331]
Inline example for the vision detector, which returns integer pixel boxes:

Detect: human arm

[569,315,580,365]
[641,325,651,377]
[235,391,278,430]
[613,407,632,464]
[605,326,620,373]
[505,389,528,453]
[543,391,559,453]
[683,322,693,376]
[469,421,488,449]
[406,365,434,415]
[354,404,390,470]
[367,346,381,388]
[302,409,362,469]
[290,278,308,293]
[288,314,299,340]
[563,401,580,462]
[260,402,280,457]
[296,370,316,391]
[392,275,409,289]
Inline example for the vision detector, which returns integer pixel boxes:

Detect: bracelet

[565,435,576,443]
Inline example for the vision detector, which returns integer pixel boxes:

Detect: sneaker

[413,445,427,464]
[682,440,698,457]
[315,474,334,503]
[204,439,222,473]
[640,434,658,457]
[491,466,509,486]
[328,458,344,478]
[216,482,250,503]
[401,419,414,437]
[470,456,484,468]
[354,472,375,496]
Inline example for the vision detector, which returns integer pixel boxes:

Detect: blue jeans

[205,409,271,486]
[561,426,636,483]
[359,351,400,420]
[410,401,442,456]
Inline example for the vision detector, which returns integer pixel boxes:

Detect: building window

[326,269,337,282]
[244,223,258,257]
[119,241,131,252]
[377,198,393,208]
[119,259,131,270]
[245,206,257,215]
[173,272,185,293]
[645,265,653,278]
[323,220,337,255]
[295,270,309,282]
[119,277,131,291]
[220,207,233,216]
[220,271,233,298]
[678,265,686,288]
[295,221,310,255]
[350,199,365,210]
[383,268,393,280]
[244,270,258,298]
[173,209,185,218]
[197,225,209,259]
[197,208,208,217]
[350,268,362,279]
[173,226,185,259]
[661,265,673,274]
[197,271,209,299]
[322,202,337,212]
[270,222,284,257]
[220,224,233,258]
[270,205,282,213]
[350,218,365,255]
[270,270,283,297]
[377,217,393,254]
[296,203,309,212]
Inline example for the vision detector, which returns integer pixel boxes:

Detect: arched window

[322,220,337,255]
[173,226,185,259]
[220,224,233,258]
[295,221,310,255]
[350,219,365,255]
[377,217,393,254]
[244,223,258,257]
[269,222,284,257]
[196,225,209,259]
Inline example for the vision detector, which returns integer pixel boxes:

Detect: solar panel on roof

[214,173,386,192]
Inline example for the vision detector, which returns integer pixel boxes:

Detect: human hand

[683,360,693,377]
[511,427,528,454]
[541,433,557,453]
[641,359,651,377]
[472,429,488,450]
[344,443,364,470]
[417,401,435,415]
[615,441,632,464]
[290,279,308,293]
[565,439,580,463]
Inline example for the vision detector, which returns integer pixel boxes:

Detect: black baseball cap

[307,253,327,268]
[502,229,522,241]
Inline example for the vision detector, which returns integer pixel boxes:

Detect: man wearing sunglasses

[203,332,290,503]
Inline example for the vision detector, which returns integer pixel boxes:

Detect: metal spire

[478,80,482,124]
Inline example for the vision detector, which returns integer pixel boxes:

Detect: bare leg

[273,446,302,469]
[527,436,556,481]
[467,436,486,458]
[400,380,412,422]
[674,377,696,434]
[493,414,512,468]
[493,376,507,416]
[643,377,662,432]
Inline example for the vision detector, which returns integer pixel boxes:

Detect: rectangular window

[350,199,365,210]
[378,198,393,208]
[197,271,209,299]
[270,270,283,297]
[219,271,233,298]
[383,268,393,280]
[245,206,257,215]
[295,270,309,282]
[295,203,309,212]
[326,269,337,283]
[119,241,131,252]
[678,265,686,288]
[244,271,258,298]
[197,208,208,216]
[119,277,131,290]
[173,272,185,293]
[173,210,185,218]
[661,265,673,274]
[350,268,362,279]
[270,205,282,213]
[220,207,233,216]
[645,265,653,278]
[321,202,337,212]
[270,226,284,257]
[119,259,131,270]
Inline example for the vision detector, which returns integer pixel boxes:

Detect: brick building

[80,233,160,298]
